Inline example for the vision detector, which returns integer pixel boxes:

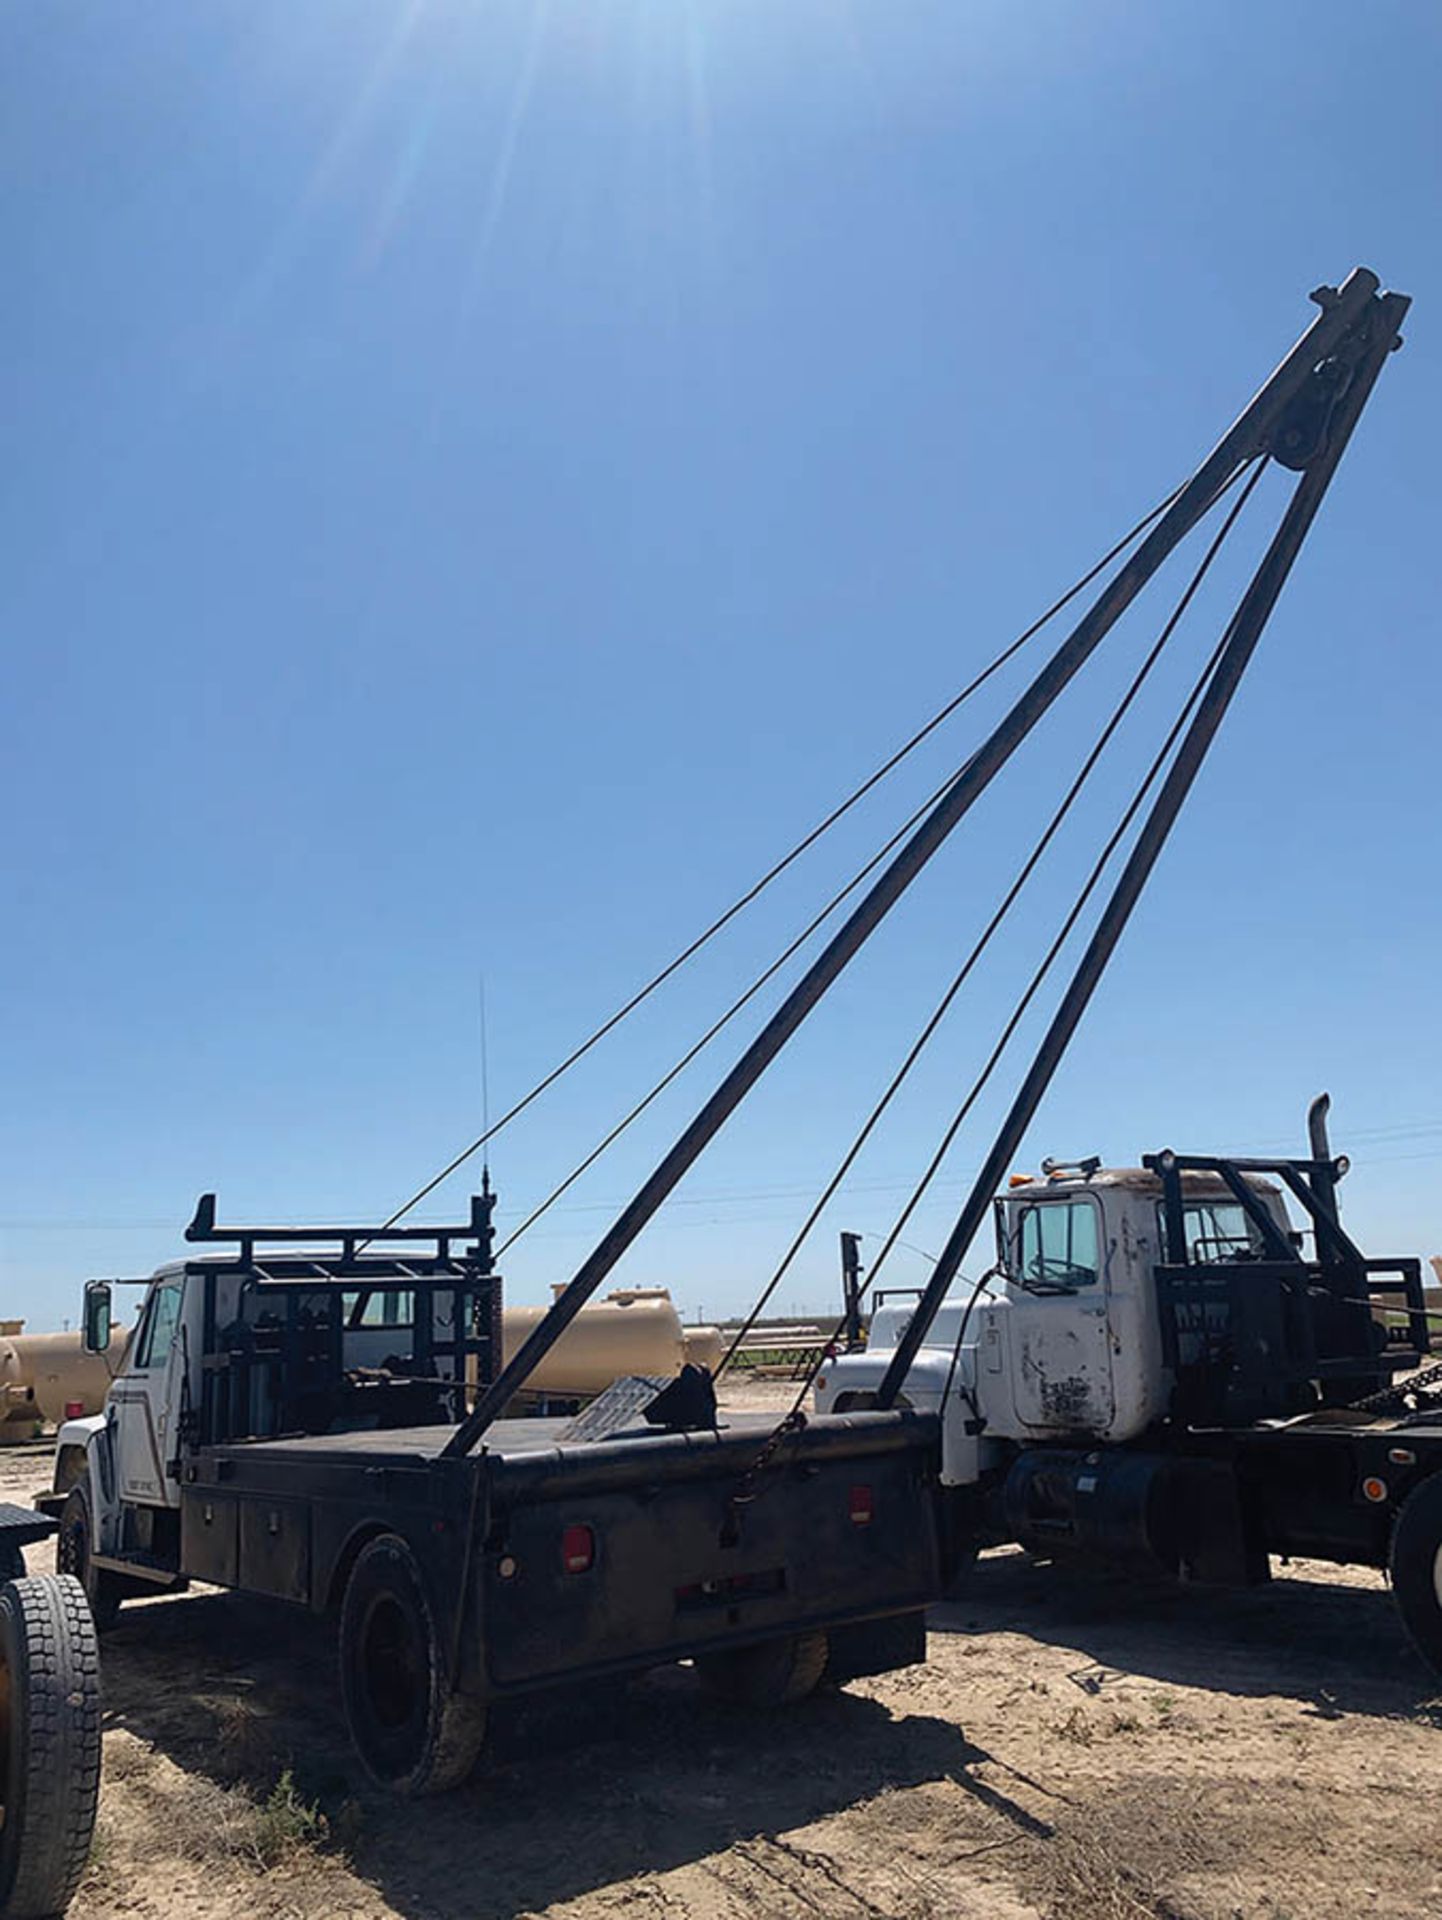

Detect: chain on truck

[33,267,1424,1797]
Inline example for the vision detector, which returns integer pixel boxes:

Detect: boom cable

[494,751,984,1259]
[495,470,1263,1263]
[372,484,1186,1237]
[752,461,1270,1432]
[715,461,1264,1377]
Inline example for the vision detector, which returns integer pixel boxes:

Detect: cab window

[1016,1199,1101,1289]
[1161,1201,1266,1264]
[342,1290,413,1330]
[135,1280,183,1369]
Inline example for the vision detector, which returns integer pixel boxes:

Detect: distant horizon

[4,2,1439,1331]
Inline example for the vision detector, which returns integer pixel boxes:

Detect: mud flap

[825,1610,927,1683]
[1172,1459,1269,1585]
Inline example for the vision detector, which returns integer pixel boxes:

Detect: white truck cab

[44,1262,203,1611]
[45,1251,434,1617]
[817,1162,1295,1486]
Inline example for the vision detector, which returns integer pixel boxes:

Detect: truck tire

[338,1533,486,1796]
[56,1486,121,1633]
[0,1574,102,1920]
[695,1629,829,1707]
[1390,1474,1442,1678]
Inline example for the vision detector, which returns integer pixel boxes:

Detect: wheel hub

[362,1595,423,1732]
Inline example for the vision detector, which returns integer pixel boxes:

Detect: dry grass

[1024,1784,1218,1920]
[98,1739,332,1878]
[208,1694,284,1784]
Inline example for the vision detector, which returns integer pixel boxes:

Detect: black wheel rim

[361,1594,424,1734]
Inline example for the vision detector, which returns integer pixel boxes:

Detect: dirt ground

[8,1400,1441,1920]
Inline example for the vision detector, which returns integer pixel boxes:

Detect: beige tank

[0,1323,39,1441]
[501,1288,685,1395]
[495,1288,723,1396]
[680,1323,726,1373]
[0,1324,128,1440]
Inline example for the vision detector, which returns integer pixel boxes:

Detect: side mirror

[82,1282,112,1355]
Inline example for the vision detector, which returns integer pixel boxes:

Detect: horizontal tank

[503,1288,687,1395]
[0,1325,128,1439]
[681,1324,725,1373]
[496,1289,723,1395]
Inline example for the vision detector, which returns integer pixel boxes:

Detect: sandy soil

[7,1406,1441,1920]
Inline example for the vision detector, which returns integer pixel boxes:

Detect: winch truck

[37,267,1416,1787]
[818,1094,1442,1675]
[41,1194,948,1796]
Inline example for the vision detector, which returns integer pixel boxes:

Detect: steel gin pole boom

[876,284,1410,1408]
[444,268,1384,1457]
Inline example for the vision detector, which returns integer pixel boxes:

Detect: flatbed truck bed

[196,1406,784,1463]
[180,1408,944,1672]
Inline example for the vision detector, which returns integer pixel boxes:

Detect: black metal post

[840,1232,865,1349]
[444,271,1385,1457]
[876,288,1409,1407]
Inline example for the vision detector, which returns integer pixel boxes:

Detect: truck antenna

[479,973,493,1201]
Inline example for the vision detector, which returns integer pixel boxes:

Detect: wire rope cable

[715,461,1264,1378]
[498,467,1253,1261]
[372,484,1187,1236]
[866,469,1268,1331]
[493,753,977,1258]
[748,461,1270,1437]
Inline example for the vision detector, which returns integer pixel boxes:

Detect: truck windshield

[1016,1198,1100,1290]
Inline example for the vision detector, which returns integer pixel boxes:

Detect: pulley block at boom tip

[443,267,1408,1460]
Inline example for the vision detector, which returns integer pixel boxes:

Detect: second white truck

[818,1096,1442,1677]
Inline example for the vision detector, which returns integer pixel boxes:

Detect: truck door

[111,1277,185,1507]
[1007,1193,1116,1434]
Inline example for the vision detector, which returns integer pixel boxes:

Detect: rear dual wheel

[1390,1474,1442,1678]
[696,1630,829,1707]
[339,1534,486,1797]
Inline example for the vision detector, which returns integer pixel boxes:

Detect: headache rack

[183,1192,504,1447]
[1146,1111,1429,1426]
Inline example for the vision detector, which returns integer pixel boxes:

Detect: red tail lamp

[63,1401,85,1421]
[561,1524,595,1574]
[849,1485,874,1526]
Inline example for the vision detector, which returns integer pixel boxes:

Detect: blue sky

[3,1,1439,1327]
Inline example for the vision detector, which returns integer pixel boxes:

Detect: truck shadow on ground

[99,1589,1035,1920]
[932,1548,1442,1720]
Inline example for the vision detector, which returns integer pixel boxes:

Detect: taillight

[63,1401,84,1421]
[849,1484,874,1526]
[561,1523,595,1573]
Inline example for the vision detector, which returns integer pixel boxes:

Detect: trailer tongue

[45,269,1410,1792]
